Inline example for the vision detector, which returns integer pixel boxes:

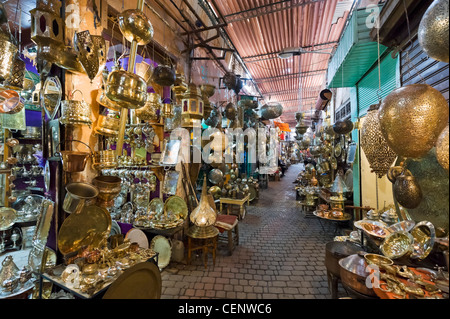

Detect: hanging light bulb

[360,104,398,178]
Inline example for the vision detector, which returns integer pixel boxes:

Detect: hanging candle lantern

[360,104,398,178]
[3,57,25,90]
[186,176,219,239]
[0,32,18,82]
[30,7,64,64]
[378,84,449,158]
[418,0,449,63]
[74,31,100,82]
[181,83,203,127]
[200,84,216,119]
[436,124,449,173]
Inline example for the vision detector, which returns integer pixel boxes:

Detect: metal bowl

[380,231,414,259]
[410,221,436,260]
[339,254,376,297]
[386,220,416,233]
[364,253,394,267]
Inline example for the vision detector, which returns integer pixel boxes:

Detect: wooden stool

[215,214,239,255]
[186,235,217,269]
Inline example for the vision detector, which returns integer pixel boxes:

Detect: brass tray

[0,207,17,231]
[57,205,111,255]
[164,196,188,220]
[102,262,161,299]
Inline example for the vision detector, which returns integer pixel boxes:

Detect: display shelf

[36,254,158,299]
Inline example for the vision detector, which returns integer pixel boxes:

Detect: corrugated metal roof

[214,0,351,125]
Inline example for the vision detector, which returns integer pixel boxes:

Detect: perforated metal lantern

[4,57,25,90]
[436,124,449,173]
[418,0,449,63]
[181,83,203,127]
[360,105,398,178]
[0,33,18,82]
[378,84,449,158]
[74,31,100,82]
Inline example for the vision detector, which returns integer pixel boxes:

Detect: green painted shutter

[357,54,399,117]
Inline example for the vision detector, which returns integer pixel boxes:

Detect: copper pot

[339,254,377,297]
[58,140,93,173]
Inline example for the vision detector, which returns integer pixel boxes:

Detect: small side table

[219,195,250,220]
[186,235,218,269]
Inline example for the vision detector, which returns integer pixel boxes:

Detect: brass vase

[418,0,449,63]
[393,170,423,209]
[378,84,449,158]
[92,176,122,208]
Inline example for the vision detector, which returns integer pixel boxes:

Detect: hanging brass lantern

[418,0,449,63]
[186,176,219,239]
[3,57,25,90]
[161,102,174,119]
[74,31,100,82]
[436,124,449,173]
[0,32,18,82]
[181,83,203,128]
[378,84,449,159]
[201,84,216,120]
[30,8,64,64]
[360,104,397,178]
[106,69,147,109]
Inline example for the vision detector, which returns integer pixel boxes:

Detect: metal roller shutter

[401,36,449,102]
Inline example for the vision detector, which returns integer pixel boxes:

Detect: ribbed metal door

[400,36,449,102]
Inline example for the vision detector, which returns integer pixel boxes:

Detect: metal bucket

[58,140,93,173]
[63,182,99,214]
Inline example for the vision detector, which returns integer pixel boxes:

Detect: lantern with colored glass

[181,83,204,128]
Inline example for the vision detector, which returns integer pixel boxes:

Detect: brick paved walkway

[160,164,346,299]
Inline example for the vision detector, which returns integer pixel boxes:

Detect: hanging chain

[376,12,382,103]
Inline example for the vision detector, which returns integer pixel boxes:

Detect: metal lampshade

[378,84,449,158]
[360,105,397,178]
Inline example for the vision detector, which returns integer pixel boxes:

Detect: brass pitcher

[393,170,423,209]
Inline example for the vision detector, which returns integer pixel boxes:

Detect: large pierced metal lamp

[186,176,219,239]
[360,104,398,178]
